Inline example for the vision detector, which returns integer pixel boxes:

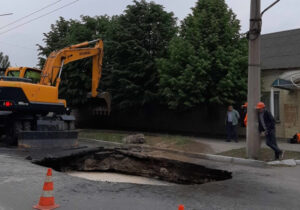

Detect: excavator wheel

[87,91,111,116]
[5,120,23,146]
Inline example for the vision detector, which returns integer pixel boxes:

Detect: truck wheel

[12,121,22,145]
[5,121,22,146]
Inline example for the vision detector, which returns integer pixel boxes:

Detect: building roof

[261,28,300,70]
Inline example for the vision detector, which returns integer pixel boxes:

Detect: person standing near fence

[225,105,240,142]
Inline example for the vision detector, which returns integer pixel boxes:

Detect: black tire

[5,121,22,146]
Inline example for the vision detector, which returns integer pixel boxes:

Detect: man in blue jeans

[225,105,240,142]
[256,102,284,160]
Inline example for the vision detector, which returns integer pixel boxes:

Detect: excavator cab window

[7,70,20,77]
[24,69,41,83]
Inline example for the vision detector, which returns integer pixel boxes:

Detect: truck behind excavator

[0,39,110,147]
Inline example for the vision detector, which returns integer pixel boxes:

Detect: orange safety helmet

[256,102,265,109]
[242,102,248,108]
[297,133,300,143]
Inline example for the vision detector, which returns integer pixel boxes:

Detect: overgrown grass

[78,130,126,143]
[78,130,193,146]
[146,135,192,146]
[218,148,300,161]
[78,130,213,153]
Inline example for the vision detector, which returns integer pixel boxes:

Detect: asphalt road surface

[0,149,299,210]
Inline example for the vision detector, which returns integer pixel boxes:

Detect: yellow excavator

[0,39,110,147]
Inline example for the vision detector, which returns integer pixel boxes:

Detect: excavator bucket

[87,92,111,116]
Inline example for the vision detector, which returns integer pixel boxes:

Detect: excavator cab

[6,68,21,77]
[3,67,42,83]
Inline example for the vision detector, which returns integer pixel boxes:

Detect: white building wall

[261,69,300,139]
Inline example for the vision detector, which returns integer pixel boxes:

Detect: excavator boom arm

[40,39,104,97]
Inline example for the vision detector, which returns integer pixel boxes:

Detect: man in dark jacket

[256,102,284,160]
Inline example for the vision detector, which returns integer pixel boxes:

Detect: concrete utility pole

[247,0,262,159]
[247,0,280,159]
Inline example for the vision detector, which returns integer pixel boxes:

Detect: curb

[268,159,300,166]
[79,138,267,168]
[144,147,266,167]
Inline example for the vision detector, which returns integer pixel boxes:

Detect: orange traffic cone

[33,168,59,210]
[178,204,184,210]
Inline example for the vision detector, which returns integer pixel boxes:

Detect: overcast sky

[1,0,299,67]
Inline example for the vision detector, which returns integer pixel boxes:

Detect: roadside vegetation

[0,52,10,69]
[38,0,248,111]
[79,130,126,143]
[79,129,214,154]
[79,129,194,145]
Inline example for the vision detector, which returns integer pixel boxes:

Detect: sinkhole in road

[35,148,232,185]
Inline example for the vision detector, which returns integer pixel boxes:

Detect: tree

[158,0,248,110]
[0,52,10,69]
[157,37,211,110]
[37,1,177,109]
[104,0,177,109]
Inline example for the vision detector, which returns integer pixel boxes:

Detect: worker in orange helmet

[256,102,284,160]
[242,102,248,127]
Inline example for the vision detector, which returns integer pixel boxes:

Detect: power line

[0,40,36,51]
[0,0,79,36]
[0,0,62,30]
[0,13,13,17]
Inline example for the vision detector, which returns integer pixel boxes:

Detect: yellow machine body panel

[0,80,66,106]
